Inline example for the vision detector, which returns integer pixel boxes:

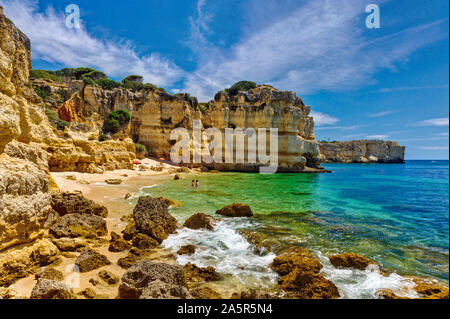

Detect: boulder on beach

[329,253,378,271]
[132,233,159,250]
[51,192,108,217]
[49,214,107,239]
[216,203,254,217]
[52,238,87,252]
[35,267,64,282]
[75,248,111,273]
[117,248,147,269]
[109,238,131,252]
[30,279,75,299]
[133,196,178,241]
[183,213,217,231]
[105,179,123,185]
[119,260,186,299]
[98,270,119,286]
[140,280,192,299]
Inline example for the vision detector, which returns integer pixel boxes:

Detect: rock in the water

[375,289,409,299]
[140,280,191,299]
[98,270,119,286]
[183,213,217,230]
[191,287,222,299]
[216,203,254,217]
[50,214,107,238]
[51,192,108,217]
[119,260,186,299]
[133,196,177,241]
[35,267,64,281]
[52,238,87,252]
[109,238,131,252]
[75,248,111,273]
[409,277,449,299]
[271,249,340,299]
[329,253,378,271]
[183,263,220,285]
[132,233,159,250]
[177,245,196,256]
[105,179,122,185]
[30,279,74,299]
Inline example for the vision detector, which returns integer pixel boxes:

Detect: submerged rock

[183,213,217,231]
[133,196,177,241]
[191,287,222,299]
[329,253,378,271]
[75,248,111,273]
[49,214,107,239]
[30,279,75,299]
[177,245,196,256]
[183,263,220,285]
[216,203,254,217]
[119,260,186,299]
[51,192,108,217]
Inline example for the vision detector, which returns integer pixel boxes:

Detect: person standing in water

[195,180,199,190]
[191,180,195,188]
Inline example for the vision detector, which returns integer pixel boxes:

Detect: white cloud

[0,0,184,87]
[415,118,449,127]
[366,135,389,140]
[377,85,449,93]
[419,146,449,151]
[183,0,448,101]
[438,132,449,136]
[368,110,396,118]
[310,111,339,126]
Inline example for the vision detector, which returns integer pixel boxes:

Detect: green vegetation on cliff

[103,109,131,134]
[45,108,69,131]
[225,81,257,96]
[30,70,62,82]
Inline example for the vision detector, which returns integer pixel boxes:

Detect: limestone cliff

[0,7,134,251]
[319,140,405,163]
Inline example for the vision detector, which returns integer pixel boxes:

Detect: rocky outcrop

[132,196,178,242]
[329,253,378,270]
[183,213,217,230]
[216,203,254,218]
[319,140,405,163]
[119,260,188,299]
[270,249,340,299]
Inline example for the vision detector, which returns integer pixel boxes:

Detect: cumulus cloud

[310,111,339,126]
[184,0,448,101]
[0,0,184,87]
[415,118,449,127]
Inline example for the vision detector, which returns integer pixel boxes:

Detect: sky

[1,0,448,159]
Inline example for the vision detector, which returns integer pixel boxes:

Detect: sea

[126,160,449,299]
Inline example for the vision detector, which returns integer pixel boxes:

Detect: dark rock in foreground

[119,260,187,299]
[216,203,254,217]
[75,248,111,273]
[183,213,217,230]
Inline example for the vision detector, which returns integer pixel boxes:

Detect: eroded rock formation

[319,140,405,163]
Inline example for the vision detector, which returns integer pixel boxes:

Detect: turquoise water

[136,160,449,285]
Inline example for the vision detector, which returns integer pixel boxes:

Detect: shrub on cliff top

[103,109,131,134]
[30,70,62,82]
[95,78,121,90]
[122,75,144,84]
[224,81,257,96]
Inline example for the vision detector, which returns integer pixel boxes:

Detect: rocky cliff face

[319,140,405,163]
[0,7,134,251]
[78,84,324,172]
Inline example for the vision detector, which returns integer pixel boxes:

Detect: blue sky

[1,0,448,159]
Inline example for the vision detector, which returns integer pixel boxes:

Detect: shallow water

[127,160,449,298]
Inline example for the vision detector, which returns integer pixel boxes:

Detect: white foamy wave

[163,220,278,288]
[316,251,419,299]
[128,184,159,200]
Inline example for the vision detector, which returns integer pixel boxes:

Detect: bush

[45,109,69,131]
[103,109,131,134]
[33,85,51,100]
[98,133,108,142]
[95,78,121,90]
[55,67,98,80]
[135,143,148,156]
[122,75,144,84]
[224,81,257,96]
[30,70,62,82]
